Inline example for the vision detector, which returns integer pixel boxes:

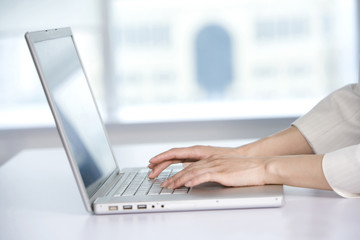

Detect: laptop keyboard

[113,169,190,197]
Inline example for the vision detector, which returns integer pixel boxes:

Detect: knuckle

[173,177,183,185]
[207,154,219,160]
[206,158,222,165]
[211,154,222,159]
[188,168,200,176]
[191,145,203,153]
[168,147,179,153]
[192,145,203,148]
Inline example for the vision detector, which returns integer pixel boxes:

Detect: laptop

[25,27,284,214]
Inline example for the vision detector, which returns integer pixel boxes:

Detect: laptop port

[108,206,118,211]
[137,204,147,210]
[123,205,133,210]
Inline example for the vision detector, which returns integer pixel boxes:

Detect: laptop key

[134,178,154,195]
[114,172,137,197]
[160,188,174,195]
[148,183,162,195]
[122,172,149,196]
[173,187,190,194]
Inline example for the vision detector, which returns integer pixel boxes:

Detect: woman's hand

[148,145,267,189]
[148,145,243,179]
[160,155,267,189]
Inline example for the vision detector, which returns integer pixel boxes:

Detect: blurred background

[1,0,359,165]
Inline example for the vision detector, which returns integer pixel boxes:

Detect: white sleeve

[322,145,360,198]
[293,83,360,154]
[292,83,360,198]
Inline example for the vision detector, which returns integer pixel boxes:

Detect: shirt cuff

[322,145,360,198]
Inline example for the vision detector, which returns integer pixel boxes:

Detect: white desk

[1,141,359,240]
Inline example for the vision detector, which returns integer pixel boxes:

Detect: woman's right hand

[148,145,243,179]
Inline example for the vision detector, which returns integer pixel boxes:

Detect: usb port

[137,204,147,210]
[108,206,118,211]
[123,205,133,210]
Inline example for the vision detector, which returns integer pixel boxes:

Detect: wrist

[237,126,314,158]
[263,157,282,185]
[235,140,263,157]
[262,154,331,189]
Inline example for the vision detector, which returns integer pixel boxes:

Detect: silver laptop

[25,27,284,214]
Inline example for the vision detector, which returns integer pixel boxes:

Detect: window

[107,0,359,123]
[0,0,358,128]
[0,0,103,128]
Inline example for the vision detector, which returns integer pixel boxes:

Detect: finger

[184,172,215,187]
[148,157,197,178]
[162,165,211,189]
[149,146,207,164]
[182,162,192,168]
[149,159,195,170]
[148,160,182,179]
[148,163,156,169]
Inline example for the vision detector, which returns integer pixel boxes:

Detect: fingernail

[167,183,174,189]
[185,181,192,187]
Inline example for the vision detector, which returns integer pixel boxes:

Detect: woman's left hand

[160,155,267,189]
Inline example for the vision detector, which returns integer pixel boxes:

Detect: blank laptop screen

[33,35,116,195]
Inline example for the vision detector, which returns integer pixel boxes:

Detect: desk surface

[1,141,359,240]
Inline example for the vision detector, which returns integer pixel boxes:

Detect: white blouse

[293,83,360,198]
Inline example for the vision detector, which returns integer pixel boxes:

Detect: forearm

[264,154,331,190]
[238,126,314,157]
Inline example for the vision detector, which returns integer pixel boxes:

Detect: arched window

[195,24,233,98]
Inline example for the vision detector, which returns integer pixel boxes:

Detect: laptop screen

[32,34,117,196]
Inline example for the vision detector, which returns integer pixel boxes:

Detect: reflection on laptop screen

[33,36,116,195]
